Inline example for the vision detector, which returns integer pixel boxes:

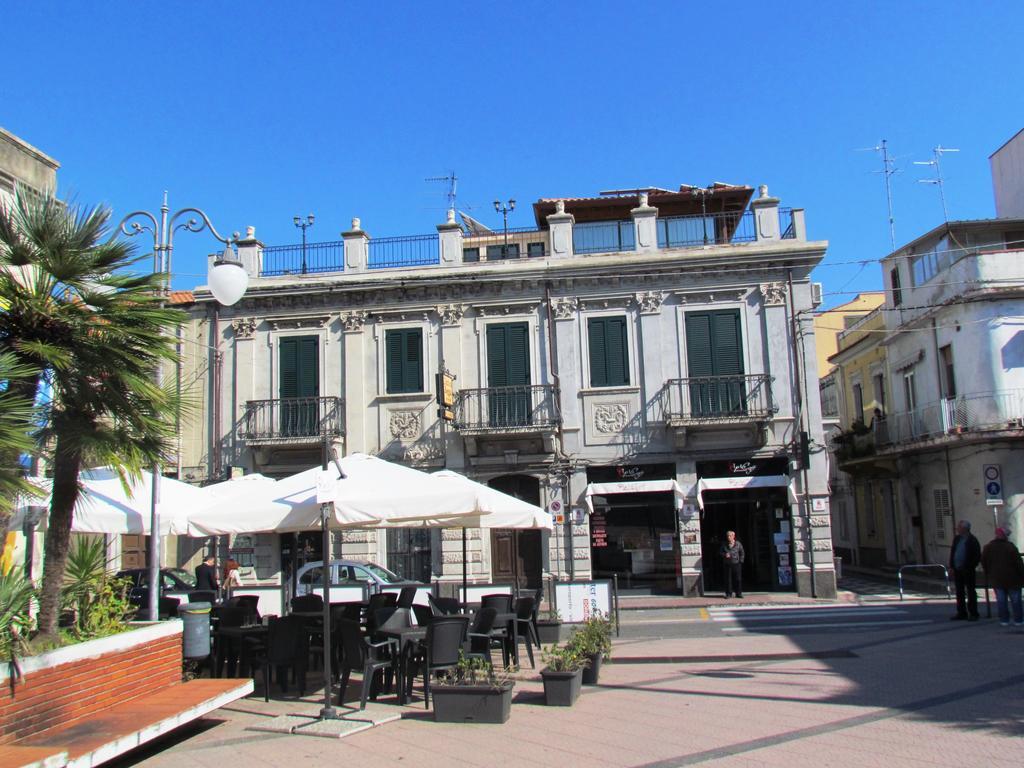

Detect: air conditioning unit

[811,282,823,307]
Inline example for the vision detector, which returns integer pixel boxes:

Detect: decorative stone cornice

[579,295,634,311]
[674,288,749,305]
[476,302,540,318]
[761,282,787,306]
[635,291,665,314]
[339,310,369,332]
[809,515,830,528]
[231,317,258,339]
[550,297,579,321]
[268,314,331,331]
[435,303,467,326]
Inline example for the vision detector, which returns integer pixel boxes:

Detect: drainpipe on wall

[787,269,817,598]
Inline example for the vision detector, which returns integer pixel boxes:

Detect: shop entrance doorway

[590,491,678,593]
[487,474,543,589]
[700,488,794,593]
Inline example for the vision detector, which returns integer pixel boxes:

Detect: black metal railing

[665,375,774,422]
[240,396,344,441]
[573,220,636,255]
[463,227,549,260]
[453,385,560,431]
[779,208,796,239]
[260,241,345,276]
[657,210,756,249]
[368,233,439,269]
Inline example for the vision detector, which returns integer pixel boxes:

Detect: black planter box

[431,682,514,723]
[536,620,565,645]
[541,668,583,706]
[581,652,603,685]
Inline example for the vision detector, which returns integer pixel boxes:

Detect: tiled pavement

[107,601,1024,768]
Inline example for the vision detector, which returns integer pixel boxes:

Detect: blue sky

[3,2,1022,304]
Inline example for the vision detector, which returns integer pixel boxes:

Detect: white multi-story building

[0,126,58,208]
[878,217,1024,562]
[176,183,836,599]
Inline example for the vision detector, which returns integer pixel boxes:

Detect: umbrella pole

[319,502,337,719]
[462,527,467,610]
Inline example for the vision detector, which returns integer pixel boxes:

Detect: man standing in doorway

[721,530,745,598]
[949,520,981,621]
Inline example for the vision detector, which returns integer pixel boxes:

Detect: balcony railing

[240,396,344,443]
[453,385,560,431]
[779,208,796,239]
[573,220,636,255]
[463,227,549,261]
[260,241,345,276]
[368,233,440,269]
[875,390,1024,447]
[665,374,774,423]
[657,210,756,248]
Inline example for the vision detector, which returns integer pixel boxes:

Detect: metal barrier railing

[897,563,952,600]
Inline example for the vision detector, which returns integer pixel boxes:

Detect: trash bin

[179,602,212,659]
[833,556,843,580]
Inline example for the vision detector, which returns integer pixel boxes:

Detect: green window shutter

[685,313,714,378]
[588,318,608,387]
[297,337,319,397]
[487,323,530,386]
[486,325,507,387]
[279,338,298,399]
[711,310,743,376]
[605,316,628,386]
[386,329,423,394]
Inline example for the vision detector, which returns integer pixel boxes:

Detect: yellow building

[828,306,899,566]
[813,292,884,378]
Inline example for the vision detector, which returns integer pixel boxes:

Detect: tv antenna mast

[426,171,458,213]
[857,139,899,252]
[915,145,959,222]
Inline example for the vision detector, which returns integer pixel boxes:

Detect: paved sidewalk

[109,608,1024,768]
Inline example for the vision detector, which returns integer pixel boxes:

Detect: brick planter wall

[0,621,182,744]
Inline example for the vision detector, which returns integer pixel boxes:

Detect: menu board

[590,512,608,548]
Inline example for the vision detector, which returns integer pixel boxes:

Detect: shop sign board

[555,580,612,623]
[590,512,607,548]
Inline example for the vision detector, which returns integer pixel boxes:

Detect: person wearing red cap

[981,527,1024,627]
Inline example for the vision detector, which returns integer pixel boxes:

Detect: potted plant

[568,612,613,685]
[431,652,516,724]
[536,607,565,645]
[540,643,585,706]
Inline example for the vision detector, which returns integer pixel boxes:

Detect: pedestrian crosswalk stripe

[721,619,932,632]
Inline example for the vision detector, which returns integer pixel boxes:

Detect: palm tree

[0,192,184,637]
[0,351,37,525]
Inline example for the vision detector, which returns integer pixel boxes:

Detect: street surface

[109,582,1023,767]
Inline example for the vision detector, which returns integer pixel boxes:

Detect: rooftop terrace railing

[463,227,549,261]
[367,233,440,269]
[657,210,756,248]
[573,220,636,255]
[260,241,345,276]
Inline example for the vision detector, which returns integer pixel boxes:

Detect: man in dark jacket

[981,527,1024,627]
[949,520,981,621]
[720,530,745,598]
[195,555,219,593]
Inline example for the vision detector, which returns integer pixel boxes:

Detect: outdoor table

[214,624,267,678]
[377,625,427,705]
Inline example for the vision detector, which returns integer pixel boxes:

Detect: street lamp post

[493,199,515,259]
[690,185,714,245]
[119,192,249,622]
[293,213,315,274]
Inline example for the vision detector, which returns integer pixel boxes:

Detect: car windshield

[361,562,402,583]
[167,568,197,588]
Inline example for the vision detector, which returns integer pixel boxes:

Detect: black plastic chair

[252,615,309,701]
[464,606,498,664]
[234,595,261,624]
[291,593,325,613]
[370,607,412,643]
[427,594,461,616]
[190,589,218,605]
[481,593,513,613]
[365,592,391,620]
[514,596,537,668]
[412,604,434,627]
[396,586,418,609]
[406,615,469,709]
[336,618,397,709]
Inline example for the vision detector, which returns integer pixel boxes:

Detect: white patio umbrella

[8,467,202,535]
[186,453,483,536]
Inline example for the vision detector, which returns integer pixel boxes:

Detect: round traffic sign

[987,481,1002,496]
[985,466,1001,481]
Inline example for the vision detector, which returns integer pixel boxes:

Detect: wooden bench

[3,678,252,768]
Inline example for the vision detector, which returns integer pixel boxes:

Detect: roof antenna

[426,171,458,214]
[857,139,900,252]
[915,145,959,222]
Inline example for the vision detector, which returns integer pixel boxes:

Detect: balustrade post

[546,200,575,258]
[751,185,781,241]
[343,218,369,273]
[437,209,464,265]
[235,225,263,277]
[631,192,659,253]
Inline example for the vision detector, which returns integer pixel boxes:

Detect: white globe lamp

[208,245,249,306]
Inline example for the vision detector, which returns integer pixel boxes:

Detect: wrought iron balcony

[453,385,560,432]
[240,396,344,444]
[665,375,775,425]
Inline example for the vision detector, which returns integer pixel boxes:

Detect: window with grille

[933,487,951,540]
